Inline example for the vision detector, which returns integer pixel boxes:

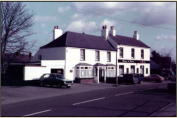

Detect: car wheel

[40,82,44,87]
[67,86,71,88]
[57,83,61,88]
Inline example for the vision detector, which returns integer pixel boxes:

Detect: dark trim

[118,59,150,63]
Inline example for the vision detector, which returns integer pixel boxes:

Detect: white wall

[117,45,150,61]
[24,66,50,81]
[65,47,116,80]
[30,47,66,62]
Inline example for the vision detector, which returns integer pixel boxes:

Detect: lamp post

[116,44,122,86]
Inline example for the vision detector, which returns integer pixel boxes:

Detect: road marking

[73,97,105,106]
[115,91,134,96]
[23,109,51,116]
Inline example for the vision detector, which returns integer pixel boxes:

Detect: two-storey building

[28,25,150,83]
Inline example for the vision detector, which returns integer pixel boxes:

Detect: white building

[27,25,150,83]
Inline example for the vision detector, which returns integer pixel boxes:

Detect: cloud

[58,6,70,13]
[71,2,176,26]
[65,20,97,33]
[156,35,176,41]
[41,24,46,28]
[34,16,57,22]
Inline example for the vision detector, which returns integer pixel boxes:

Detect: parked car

[135,74,145,84]
[167,77,176,92]
[39,73,73,88]
[144,74,164,82]
[118,74,139,84]
[167,71,176,81]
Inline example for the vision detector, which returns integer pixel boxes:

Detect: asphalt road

[1,82,176,117]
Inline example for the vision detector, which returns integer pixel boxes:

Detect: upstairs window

[119,48,123,58]
[80,49,85,61]
[141,49,144,59]
[38,55,42,60]
[107,52,111,62]
[95,50,100,61]
[131,48,134,59]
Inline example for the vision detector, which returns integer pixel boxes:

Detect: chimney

[109,26,116,36]
[133,31,139,40]
[53,25,63,40]
[29,52,32,58]
[101,25,109,39]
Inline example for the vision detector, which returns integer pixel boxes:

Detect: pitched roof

[40,31,116,51]
[150,60,161,69]
[109,34,150,48]
[76,63,93,66]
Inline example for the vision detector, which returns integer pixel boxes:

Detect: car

[39,73,73,88]
[118,74,139,84]
[167,78,176,92]
[167,71,176,81]
[144,74,164,82]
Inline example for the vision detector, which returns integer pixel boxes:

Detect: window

[107,52,111,62]
[95,51,100,61]
[137,68,139,74]
[131,48,134,59]
[131,65,135,73]
[38,55,42,60]
[76,66,93,78]
[80,49,85,61]
[140,66,144,74]
[141,49,144,59]
[146,68,148,74]
[107,67,116,77]
[119,48,123,58]
[126,68,129,74]
[119,65,124,75]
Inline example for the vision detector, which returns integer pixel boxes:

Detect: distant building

[150,60,161,74]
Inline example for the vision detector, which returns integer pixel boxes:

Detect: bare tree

[1,2,36,73]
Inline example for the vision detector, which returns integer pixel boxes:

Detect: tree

[1,2,36,73]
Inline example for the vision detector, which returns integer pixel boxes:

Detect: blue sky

[24,2,176,62]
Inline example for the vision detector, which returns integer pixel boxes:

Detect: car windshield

[157,75,162,77]
[56,75,64,79]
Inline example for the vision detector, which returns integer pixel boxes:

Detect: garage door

[51,69,64,75]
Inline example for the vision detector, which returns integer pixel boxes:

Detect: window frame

[80,49,85,61]
[119,47,123,58]
[107,52,111,62]
[131,48,134,59]
[141,49,144,59]
[95,50,100,61]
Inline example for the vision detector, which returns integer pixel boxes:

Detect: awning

[76,63,93,66]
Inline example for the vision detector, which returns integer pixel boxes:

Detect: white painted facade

[28,25,150,83]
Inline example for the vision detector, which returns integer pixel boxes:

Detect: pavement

[1,80,176,116]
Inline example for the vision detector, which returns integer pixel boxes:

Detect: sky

[24,2,176,62]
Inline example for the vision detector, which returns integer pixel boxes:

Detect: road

[1,81,176,116]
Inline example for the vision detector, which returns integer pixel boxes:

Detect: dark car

[39,73,73,88]
[167,78,176,92]
[118,74,139,84]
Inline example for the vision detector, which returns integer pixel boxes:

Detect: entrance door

[99,69,104,82]
[51,69,64,75]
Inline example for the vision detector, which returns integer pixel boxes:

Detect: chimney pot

[102,26,104,29]
[134,31,137,34]
[105,25,107,29]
